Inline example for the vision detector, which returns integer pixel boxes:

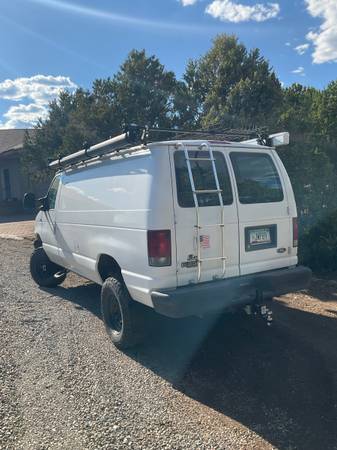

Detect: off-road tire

[30,247,67,287]
[101,276,146,349]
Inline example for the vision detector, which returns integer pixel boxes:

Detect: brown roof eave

[0,146,23,159]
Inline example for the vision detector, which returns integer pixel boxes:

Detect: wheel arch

[34,233,42,249]
[97,254,123,283]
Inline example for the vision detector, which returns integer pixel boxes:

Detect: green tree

[23,50,179,179]
[111,49,177,128]
[182,34,282,129]
[315,80,337,169]
[173,60,204,128]
[279,84,321,138]
[277,83,337,266]
[22,91,77,182]
[318,80,337,141]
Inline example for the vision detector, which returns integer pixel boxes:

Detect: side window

[48,176,61,210]
[230,152,284,204]
[174,150,233,208]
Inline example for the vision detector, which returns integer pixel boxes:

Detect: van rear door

[228,149,295,276]
[170,145,240,286]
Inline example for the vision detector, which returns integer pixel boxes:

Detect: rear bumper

[151,265,312,318]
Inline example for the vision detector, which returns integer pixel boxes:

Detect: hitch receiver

[244,304,273,326]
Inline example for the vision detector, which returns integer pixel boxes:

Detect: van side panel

[56,149,177,307]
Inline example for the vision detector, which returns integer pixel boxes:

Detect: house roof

[0,129,36,156]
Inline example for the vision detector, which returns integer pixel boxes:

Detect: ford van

[29,127,312,348]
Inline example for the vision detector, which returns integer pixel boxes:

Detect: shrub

[300,210,337,272]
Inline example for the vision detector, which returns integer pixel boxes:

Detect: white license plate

[250,229,271,245]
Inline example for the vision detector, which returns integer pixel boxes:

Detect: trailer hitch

[244,303,273,326]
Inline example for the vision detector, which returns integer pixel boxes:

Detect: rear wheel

[30,247,67,287]
[101,276,146,349]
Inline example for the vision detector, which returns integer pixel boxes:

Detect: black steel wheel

[101,276,146,349]
[30,247,67,287]
[105,290,123,336]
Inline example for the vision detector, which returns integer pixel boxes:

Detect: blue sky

[0,0,336,128]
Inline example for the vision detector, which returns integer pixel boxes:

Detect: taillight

[293,217,298,247]
[147,230,171,267]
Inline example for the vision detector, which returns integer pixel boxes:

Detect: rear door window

[174,150,233,208]
[230,152,284,204]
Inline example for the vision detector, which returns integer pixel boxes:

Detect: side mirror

[23,192,36,211]
[38,196,50,212]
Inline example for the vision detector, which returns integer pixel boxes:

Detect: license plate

[249,228,271,245]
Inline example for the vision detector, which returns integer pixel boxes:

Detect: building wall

[0,153,50,203]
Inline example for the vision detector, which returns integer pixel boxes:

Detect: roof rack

[48,124,271,170]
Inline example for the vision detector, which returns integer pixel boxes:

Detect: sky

[0,0,336,129]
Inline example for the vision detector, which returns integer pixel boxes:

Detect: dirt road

[0,239,336,450]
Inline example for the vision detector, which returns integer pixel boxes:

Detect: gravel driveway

[1,239,337,450]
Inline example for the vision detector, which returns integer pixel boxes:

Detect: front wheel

[30,247,67,287]
[101,276,146,349]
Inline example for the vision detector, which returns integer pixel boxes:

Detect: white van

[29,128,311,348]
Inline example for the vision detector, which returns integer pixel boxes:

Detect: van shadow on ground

[49,282,337,450]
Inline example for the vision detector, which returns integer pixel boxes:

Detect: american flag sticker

[200,235,210,249]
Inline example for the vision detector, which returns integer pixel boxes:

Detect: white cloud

[292,66,306,76]
[294,43,310,55]
[0,75,77,105]
[0,104,48,129]
[305,0,337,64]
[285,42,291,46]
[180,0,198,5]
[205,0,280,23]
[0,74,77,128]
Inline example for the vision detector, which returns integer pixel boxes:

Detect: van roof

[56,139,273,176]
[56,139,274,176]
[52,136,276,174]
[49,126,288,171]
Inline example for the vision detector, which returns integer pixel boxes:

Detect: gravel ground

[0,239,337,450]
